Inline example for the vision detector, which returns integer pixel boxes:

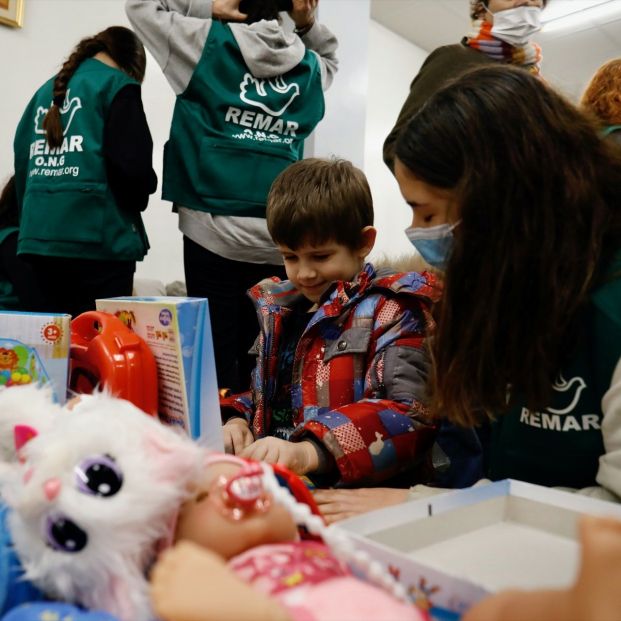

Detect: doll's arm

[151,541,292,621]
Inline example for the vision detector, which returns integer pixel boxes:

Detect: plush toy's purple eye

[45,513,88,553]
[75,454,123,497]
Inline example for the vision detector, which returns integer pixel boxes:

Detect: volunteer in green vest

[126,0,338,393]
[581,58,621,148]
[13,26,157,318]
[315,66,621,524]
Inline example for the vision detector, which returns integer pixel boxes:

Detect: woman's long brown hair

[43,26,146,148]
[395,65,621,426]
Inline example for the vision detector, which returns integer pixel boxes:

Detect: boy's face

[279,229,376,304]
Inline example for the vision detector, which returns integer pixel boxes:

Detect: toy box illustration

[333,479,621,620]
[0,312,70,404]
[96,296,223,449]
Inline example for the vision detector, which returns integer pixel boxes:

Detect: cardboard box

[96,296,223,450]
[0,311,70,404]
[333,480,621,620]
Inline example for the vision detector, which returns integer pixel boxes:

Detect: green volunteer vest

[13,58,149,261]
[0,227,19,310]
[162,21,325,217]
[489,255,621,488]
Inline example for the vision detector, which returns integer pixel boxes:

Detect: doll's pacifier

[223,462,271,518]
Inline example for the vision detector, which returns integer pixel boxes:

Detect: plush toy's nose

[43,478,61,501]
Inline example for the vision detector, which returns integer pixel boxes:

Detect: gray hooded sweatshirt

[126,0,339,264]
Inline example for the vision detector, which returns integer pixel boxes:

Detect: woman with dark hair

[13,26,157,318]
[126,0,338,394]
[315,65,621,522]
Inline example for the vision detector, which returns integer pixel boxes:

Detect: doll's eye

[45,513,88,553]
[75,454,123,497]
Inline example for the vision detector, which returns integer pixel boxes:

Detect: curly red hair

[581,58,621,126]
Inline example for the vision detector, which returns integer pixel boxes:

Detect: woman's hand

[313,487,409,524]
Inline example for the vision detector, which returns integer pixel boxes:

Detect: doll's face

[175,461,298,560]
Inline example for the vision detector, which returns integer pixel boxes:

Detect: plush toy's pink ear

[142,430,201,483]
[14,424,38,453]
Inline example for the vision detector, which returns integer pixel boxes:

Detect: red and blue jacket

[221,264,442,485]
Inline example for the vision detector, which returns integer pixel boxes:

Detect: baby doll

[0,384,205,621]
[151,454,427,621]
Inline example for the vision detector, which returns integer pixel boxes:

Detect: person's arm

[292,294,438,485]
[104,84,157,212]
[290,0,338,91]
[0,231,43,311]
[220,390,255,423]
[575,356,621,502]
[125,0,246,94]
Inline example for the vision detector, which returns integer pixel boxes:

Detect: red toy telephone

[70,311,158,416]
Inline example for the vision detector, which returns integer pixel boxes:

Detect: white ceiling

[370,0,621,100]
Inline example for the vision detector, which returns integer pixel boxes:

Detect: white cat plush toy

[0,385,205,621]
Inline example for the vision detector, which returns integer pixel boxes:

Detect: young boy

[220,158,441,485]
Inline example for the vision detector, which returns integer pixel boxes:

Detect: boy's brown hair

[266,158,373,251]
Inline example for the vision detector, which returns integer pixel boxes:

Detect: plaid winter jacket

[220,264,442,485]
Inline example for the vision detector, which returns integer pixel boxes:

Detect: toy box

[333,480,621,620]
[96,296,223,449]
[0,311,70,404]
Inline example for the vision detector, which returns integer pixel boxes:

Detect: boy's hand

[223,417,254,454]
[241,438,319,475]
[213,0,248,22]
[289,0,317,31]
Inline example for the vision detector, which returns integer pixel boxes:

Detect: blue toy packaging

[0,312,70,404]
[96,297,223,449]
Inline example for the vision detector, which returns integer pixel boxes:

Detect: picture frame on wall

[0,0,23,27]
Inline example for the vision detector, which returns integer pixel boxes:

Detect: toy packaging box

[96,296,223,450]
[332,479,621,620]
[0,311,70,404]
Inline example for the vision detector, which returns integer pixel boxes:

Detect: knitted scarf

[464,19,542,75]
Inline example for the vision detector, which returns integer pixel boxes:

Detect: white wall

[311,0,370,170]
[364,21,428,264]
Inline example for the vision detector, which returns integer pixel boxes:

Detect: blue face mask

[405,223,457,270]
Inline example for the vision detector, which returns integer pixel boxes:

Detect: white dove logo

[546,373,587,415]
[239,74,300,117]
[34,90,83,135]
